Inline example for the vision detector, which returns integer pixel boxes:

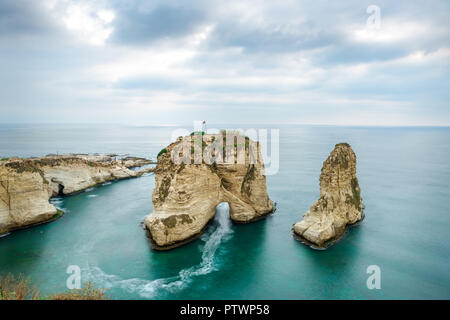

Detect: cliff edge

[0,154,153,235]
[293,143,363,249]
[145,132,274,250]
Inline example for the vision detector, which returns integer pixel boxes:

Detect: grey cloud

[199,0,450,65]
[110,4,206,45]
[113,76,182,90]
[313,42,412,65]
[208,22,338,54]
[0,0,56,35]
[0,0,449,125]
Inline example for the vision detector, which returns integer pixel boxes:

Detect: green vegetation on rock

[190,131,205,136]
[157,148,167,158]
[350,178,361,210]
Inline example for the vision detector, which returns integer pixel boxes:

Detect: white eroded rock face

[293,143,363,248]
[145,133,274,250]
[0,154,151,234]
[41,160,139,196]
[0,167,56,234]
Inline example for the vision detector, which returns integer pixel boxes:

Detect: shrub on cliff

[158,148,167,157]
[190,131,205,136]
[0,273,39,300]
[0,274,107,300]
[49,281,107,300]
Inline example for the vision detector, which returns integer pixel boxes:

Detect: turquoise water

[0,124,449,299]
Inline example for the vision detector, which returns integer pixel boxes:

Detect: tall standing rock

[145,133,274,250]
[293,143,363,248]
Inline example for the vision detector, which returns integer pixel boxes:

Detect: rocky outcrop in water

[145,133,274,250]
[0,154,153,235]
[293,143,363,249]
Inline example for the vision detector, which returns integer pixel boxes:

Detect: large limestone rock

[293,143,363,248]
[37,156,142,196]
[0,154,153,235]
[145,133,274,250]
[0,164,57,235]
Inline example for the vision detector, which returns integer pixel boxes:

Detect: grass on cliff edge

[0,273,107,300]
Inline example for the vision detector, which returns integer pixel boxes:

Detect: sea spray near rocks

[85,203,233,298]
[50,197,64,208]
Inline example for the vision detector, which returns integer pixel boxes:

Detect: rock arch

[145,134,274,250]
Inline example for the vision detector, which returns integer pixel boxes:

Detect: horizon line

[0,122,449,128]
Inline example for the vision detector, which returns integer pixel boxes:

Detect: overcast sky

[0,0,449,126]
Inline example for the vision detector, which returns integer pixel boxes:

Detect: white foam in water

[87,194,98,198]
[50,197,64,209]
[102,182,112,186]
[84,203,233,298]
[85,187,95,192]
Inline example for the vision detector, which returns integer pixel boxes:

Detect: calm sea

[0,124,449,299]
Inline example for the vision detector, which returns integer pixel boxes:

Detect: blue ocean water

[0,124,449,299]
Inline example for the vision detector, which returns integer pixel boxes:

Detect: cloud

[110,3,207,45]
[0,0,449,126]
[0,0,56,36]
[55,3,115,45]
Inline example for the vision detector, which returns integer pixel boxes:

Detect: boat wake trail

[85,203,233,298]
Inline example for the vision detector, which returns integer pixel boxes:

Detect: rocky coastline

[0,154,154,235]
[1,141,364,251]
